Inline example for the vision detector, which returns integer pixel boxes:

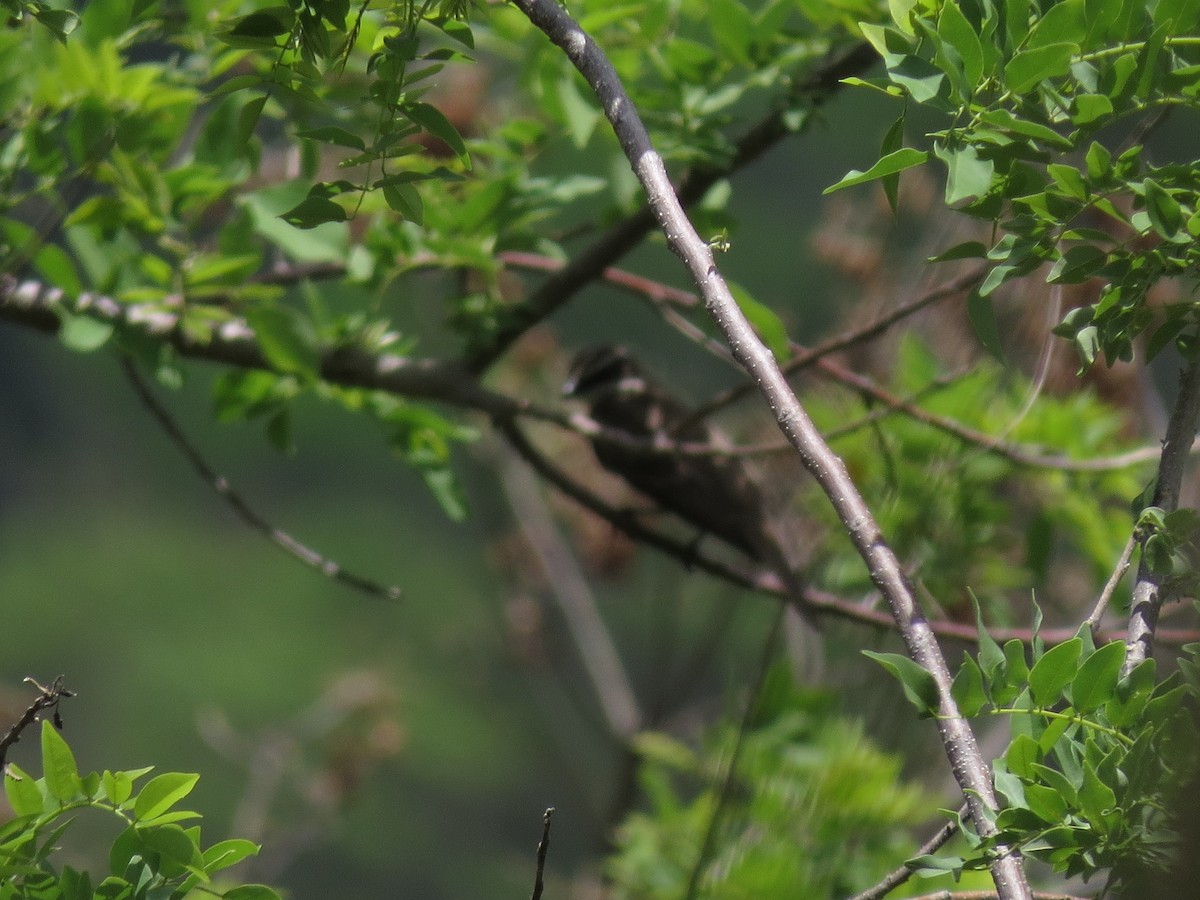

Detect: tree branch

[1123,355,1200,674]
[0,676,74,771]
[508,2,1030,896]
[847,802,967,900]
[495,441,643,740]
[121,358,404,602]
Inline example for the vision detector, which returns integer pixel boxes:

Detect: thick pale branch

[509,1,1030,896]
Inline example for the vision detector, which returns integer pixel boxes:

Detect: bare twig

[688,267,987,423]
[848,803,968,900]
[508,2,1030,895]
[530,807,555,900]
[1124,356,1200,675]
[496,442,643,740]
[683,605,787,900]
[0,676,74,771]
[1086,534,1137,636]
[120,358,404,602]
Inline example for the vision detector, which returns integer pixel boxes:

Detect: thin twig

[120,358,404,602]
[1123,356,1200,675]
[496,416,1200,648]
[683,605,787,900]
[0,676,75,771]
[848,803,968,900]
[509,2,1029,895]
[496,441,643,740]
[687,267,987,423]
[530,807,555,900]
[1086,534,1137,637]
[504,260,1171,474]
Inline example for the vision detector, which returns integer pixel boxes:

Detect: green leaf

[937,0,984,87]
[5,764,45,817]
[244,305,321,380]
[133,772,200,822]
[203,839,261,873]
[1023,781,1069,824]
[102,770,134,806]
[967,291,1004,360]
[554,74,600,149]
[1047,245,1107,283]
[1029,638,1082,706]
[709,0,756,64]
[1069,640,1125,712]
[934,142,994,204]
[404,102,469,165]
[420,466,468,522]
[1026,0,1085,48]
[824,148,929,194]
[951,653,988,716]
[888,54,947,102]
[879,115,906,212]
[33,7,80,41]
[1072,93,1113,125]
[279,196,347,230]
[1143,178,1186,242]
[35,244,84,297]
[971,591,1005,677]
[862,650,940,716]
[907,854,965,876]
[1003,43,1078,93]
[41,720,81,802]
[1078,761,1117,833]
[59,314,114,353]
[1006,732,1041,778]
[229,9,294,37]
[138,823,203,871]
[977,109,1073,148]
[238,95,267,147]
[296,126,365,151]
[383,182,425,225]
[929,240,987,262]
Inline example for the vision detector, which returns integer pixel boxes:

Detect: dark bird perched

[563,344,785,567]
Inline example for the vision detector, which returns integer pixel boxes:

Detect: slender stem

[1124,356,1200,675]
[848,802,967,900]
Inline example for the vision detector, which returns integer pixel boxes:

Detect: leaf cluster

[871,611,1199,888]
[2,721,276,900]
[605,674,967,898]
[829,0,1200,369]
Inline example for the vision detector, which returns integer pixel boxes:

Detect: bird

[563,344,783,567]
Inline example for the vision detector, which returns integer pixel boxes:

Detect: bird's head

[563,345,648,401]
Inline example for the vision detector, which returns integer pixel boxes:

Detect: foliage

[828,0,1200,370]
[871,611,1200,890]
[808,337,1143,610]
[605,674,971,898]
[1,0,1199,896]
[2,720,277,900]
